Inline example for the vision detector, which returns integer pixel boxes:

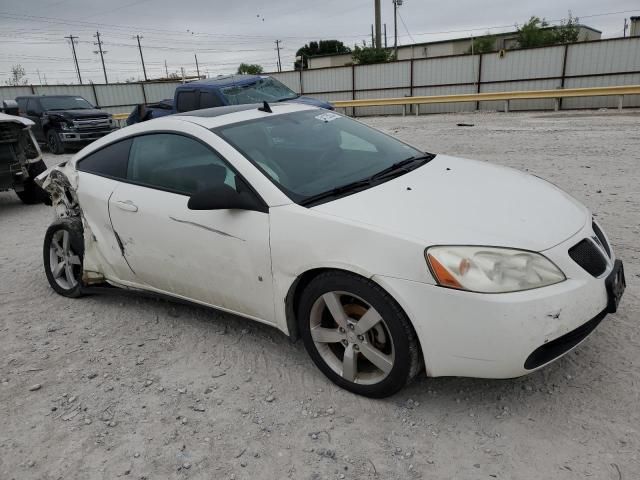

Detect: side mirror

[187,184,267,213]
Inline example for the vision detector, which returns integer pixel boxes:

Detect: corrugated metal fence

[0,82,181,116]
[1,37,639,117]
[269,36,640,116]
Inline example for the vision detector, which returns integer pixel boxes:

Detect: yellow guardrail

[333,85,640,113]
[112,113,129,120]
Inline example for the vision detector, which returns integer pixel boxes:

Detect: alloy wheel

[309,291,395,385]
[49,229,81,290]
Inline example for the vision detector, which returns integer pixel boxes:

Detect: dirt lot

[1,110,638,480]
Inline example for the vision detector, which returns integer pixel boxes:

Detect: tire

[43,218,84,298]
[298,271,422,398]
[47,130,65,155]
[15,160,49,204]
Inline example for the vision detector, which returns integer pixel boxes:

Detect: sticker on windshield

[315,112,341,123]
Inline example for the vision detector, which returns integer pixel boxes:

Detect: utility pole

[371,25,374,47]
[393,0,402,58]
[384,23,388,48]
[164,60,169,78]
[93,31,108,84]
[374,0,382,49]
[194,53,200,78]
[36,69,43,85]
[135,34,148,81]
[275,40,282,72]
[64,34,82,84]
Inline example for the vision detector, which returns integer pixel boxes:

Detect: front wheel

[298,271,422,398]
[47,130,65,155]
[43,219,84,298]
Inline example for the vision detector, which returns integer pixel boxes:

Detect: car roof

[15,95,85,100]
[174,102,318,129]
[181,75,264,89]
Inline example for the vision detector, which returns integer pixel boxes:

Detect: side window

[77,139,132,179]
[16,98,28,113]
[26,98,41,115]
[200,90,223,109]
[127,134,236,195]
[175,90,198,113]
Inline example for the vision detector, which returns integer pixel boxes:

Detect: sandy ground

[1,110,639,480]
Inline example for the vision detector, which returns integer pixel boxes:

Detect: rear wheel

[43,219,84,298]
[298,271,422,398]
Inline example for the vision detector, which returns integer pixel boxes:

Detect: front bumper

[59,129,116,143]
[373,221,622,379]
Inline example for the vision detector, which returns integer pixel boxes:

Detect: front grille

[569,239,607,277]
[72,117,111,130]
[592,222,611,258]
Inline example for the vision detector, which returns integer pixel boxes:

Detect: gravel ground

[1,110,638,480]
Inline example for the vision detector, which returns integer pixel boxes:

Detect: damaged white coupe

[38,103,625,397]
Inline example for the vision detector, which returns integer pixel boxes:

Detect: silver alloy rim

[310,291,395,385]
[49,230,81,290]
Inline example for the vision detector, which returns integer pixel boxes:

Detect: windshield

[40,96,94,111]
[220,77,298,105]
[215,110,426,204]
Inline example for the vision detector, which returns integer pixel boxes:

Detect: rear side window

[200,90,223,109]
[127,133,236,195]
[26,98,41,115]
[77,139,132,179]
[175,90,198,113]
[16,98,28,113]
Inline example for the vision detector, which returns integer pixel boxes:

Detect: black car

[15,95,117,154]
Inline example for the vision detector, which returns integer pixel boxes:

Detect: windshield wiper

[300,178,372,206]
[370,154,435,182]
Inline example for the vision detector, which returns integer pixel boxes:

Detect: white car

[38,103,626,398]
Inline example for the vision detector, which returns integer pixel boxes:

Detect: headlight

[425,246,565,293]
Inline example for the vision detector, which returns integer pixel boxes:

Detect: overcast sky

[1,0,638,84]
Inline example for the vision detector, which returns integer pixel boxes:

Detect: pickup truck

[127,74,333,125]
[16,95,118,154]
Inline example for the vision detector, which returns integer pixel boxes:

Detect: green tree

[466,35,496,54]
[237,63,264,75]
[295,40,351,69]
[351,46,393,65]
[516,13,581,49]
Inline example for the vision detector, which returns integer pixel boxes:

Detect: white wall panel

[270,71,301,93]
[0,86,34,103]
[355,62,410,90]
[141,82,181,102]
[413,56,479,86]
[481,46,565,82]
[302,67,351,93]
[565,38,640,76]
[413,84,477,113]
[563,74,640,109]
[354,88,410,116]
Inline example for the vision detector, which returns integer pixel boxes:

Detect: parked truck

[15,95,118,154]
[127,74,333,124]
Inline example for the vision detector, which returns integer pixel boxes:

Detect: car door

[108,131,275,323]
[74,138,138,283]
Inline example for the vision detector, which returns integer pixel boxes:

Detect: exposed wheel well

[284,267,419,350]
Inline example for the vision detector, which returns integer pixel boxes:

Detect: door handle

[115,200,138,212]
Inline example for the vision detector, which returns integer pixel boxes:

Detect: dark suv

[16,95,117,154]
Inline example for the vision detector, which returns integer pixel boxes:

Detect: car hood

[45,109,110,119]
[287,96,334,110]
[0,112,34,126]
[312,155,589,252]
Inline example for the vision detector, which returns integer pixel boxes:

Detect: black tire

[47,130,65,155]
[15,160,49,204]
[298,271,422,398]
[43,218,84,298]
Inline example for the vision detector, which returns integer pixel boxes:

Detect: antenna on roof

[258,101,273,113]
